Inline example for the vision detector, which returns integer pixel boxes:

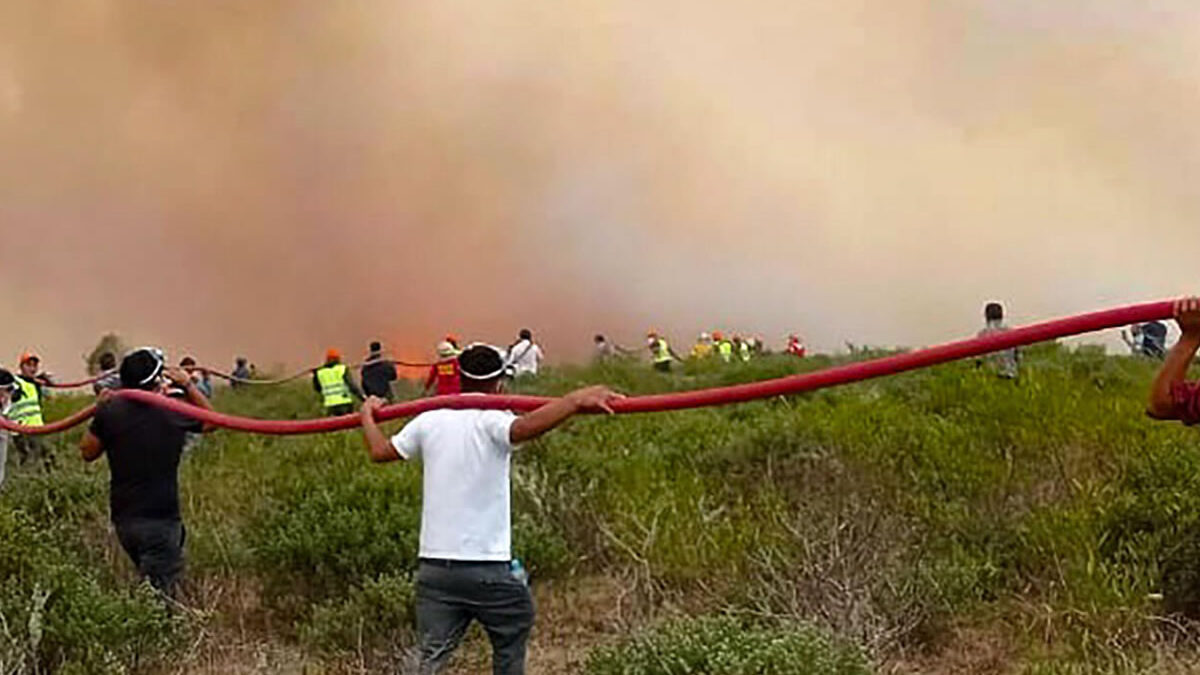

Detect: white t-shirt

[390,407,518,561]
[507,340,544,376]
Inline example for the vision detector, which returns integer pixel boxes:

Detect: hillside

[3,346,1200,674]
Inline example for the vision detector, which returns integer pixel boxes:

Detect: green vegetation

[584,615,871,675]
[2,345,1200,672]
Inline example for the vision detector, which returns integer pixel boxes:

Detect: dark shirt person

[360,341,398,401]
[79,348,217,597]
[231,357,252,388]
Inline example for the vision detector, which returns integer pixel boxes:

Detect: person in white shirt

[0,369,16,489]
[505,329,544,377]
[359,344,620,674]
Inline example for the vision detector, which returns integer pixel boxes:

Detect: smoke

[1,0,1198,376]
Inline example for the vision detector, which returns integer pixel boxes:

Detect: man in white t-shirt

[359,344,620,674]
[505,329,544,377]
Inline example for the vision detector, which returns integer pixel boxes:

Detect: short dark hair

[369,341,382,353]
[985,302,1004,322]
[458,345,505,393]
[236,357,248,366]
[98,352,117,370]
[519,329,532,340]
[180,356,196,367]
[120,348,164,390]
[594,334,605,342]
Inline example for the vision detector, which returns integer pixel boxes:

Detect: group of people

[7,301,1200,674]
[309,331,548,417]
[591,330,807,373]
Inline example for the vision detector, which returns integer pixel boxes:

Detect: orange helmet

[325,347,341,361]
[646,329,658,338]
[712,331,724,341]
[19,351,39,365]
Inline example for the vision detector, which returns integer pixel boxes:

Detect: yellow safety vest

[653,339,672,364]
[9,377,44,427]
[316,364,353,408]
[717,341,733,362]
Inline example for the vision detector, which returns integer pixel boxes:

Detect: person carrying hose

[361,341,398,401]
[646,331,680,372]
[9,352,53,470]
[424,342,462,396]
[0,369,17,489]
[359,344,622,675]
[712,331,734,363]
[79,347,217,598]
[313,348,363,416]
[1148,297,1200,423]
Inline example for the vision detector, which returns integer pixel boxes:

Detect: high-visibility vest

[717,341,733,362]
[8,377,44,427]
[738,342,751,362]
[316,364,353,408]
[653,338,672,364]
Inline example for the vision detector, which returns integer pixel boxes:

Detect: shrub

[298,572,416,656]
[0,506,177,673]
[584,615,872,675]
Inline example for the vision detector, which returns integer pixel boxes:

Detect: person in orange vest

[786,335,807,358]
[424,342,463,396]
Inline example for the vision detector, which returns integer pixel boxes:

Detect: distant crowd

[2,302,1198,674]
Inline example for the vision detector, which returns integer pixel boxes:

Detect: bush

[584,615,872,675]
[0,506,177,673]
[298,572,415,656]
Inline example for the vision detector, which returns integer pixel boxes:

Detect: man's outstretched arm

[509,386,623,444]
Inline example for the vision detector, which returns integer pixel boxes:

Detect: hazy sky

[1,0,1198,375]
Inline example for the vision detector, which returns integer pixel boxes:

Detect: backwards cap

[458,344,510,381]
[120,347,165,389]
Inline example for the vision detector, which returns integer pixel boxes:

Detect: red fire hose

[2,300,1176,436]
[42,372,113,389]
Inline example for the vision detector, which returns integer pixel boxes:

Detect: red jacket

[425,359,462,396]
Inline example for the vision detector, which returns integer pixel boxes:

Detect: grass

[2,344,1200,672]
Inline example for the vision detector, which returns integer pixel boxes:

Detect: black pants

[326,403,354,416]
[415,560,535,675]
[654,361,671,373]
[114,518,186,597]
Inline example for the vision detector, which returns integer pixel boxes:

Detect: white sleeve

[480,410,517,454]
[390,418,423,460]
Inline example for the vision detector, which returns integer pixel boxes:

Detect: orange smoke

[1,1,1199,377]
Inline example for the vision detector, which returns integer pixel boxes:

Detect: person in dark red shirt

[424,342,462,396]
[1149,297,1200,425]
